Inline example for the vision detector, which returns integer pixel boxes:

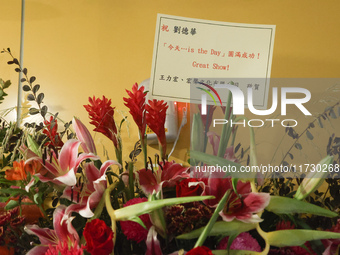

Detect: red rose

[84,219,114,255]
[176,178,205,197]
[186,246,213,255]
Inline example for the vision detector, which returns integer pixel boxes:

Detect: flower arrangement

[1,48,340,255]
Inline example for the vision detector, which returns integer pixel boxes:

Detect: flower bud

[295,155,334,200]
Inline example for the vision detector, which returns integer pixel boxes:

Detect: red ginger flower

[123,83,147,136]
[120,198,152,243]
[84,96,118,148]
[145,99,168,158]
[43,116,64,148]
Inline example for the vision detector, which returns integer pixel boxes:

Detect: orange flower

[5,160,41,181]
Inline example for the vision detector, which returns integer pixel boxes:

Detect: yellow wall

[1,0,340,166]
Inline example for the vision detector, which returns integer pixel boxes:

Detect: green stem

[217,91,232,158]
[234,116,257,167]
[194,190,231,248]
[90,192,106,220]
[114,140,123,174]
[128,162,135,199]
[140,132,148,169]
[37,203,51,225]
[202,105,212,153]
[105,183,118,255]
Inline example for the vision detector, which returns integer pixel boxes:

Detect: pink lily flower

[25,205,81,255]
[203,175,270,223]
[137,161,190,195]
[29,139,99,186]
[146,226,162,255]
[73,117,97,155]
[62,160,120,218]
[207,131,238,161]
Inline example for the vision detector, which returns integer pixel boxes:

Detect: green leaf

[266,229,340,247]
[29,76,36,83]
[27,134,41,157]
[317,117,323,128]
[27,94,35,101]
[114,196,214,221]
[5,200,19,210]
[37,93,44,104]
[148,192,167,238]
[232,178,239,197]
[23,85,31,92]
[330,109,337,119]
[294,143,302,150]
[29,108,40,115]
[306,130,314,140]
[32,84,40,94]
[266,196,337,217]
[0,188,27,195]
[3,80,11,89]
[129,216,147,229]
[176,220,256,239]
[195,190,231,247]
[191,113,204,152]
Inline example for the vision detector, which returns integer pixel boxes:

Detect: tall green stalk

[217,91,232,158]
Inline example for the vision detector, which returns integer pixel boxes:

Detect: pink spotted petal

[26,245,49,255]
[207,131,220,156]
[25,225,58,245]
[55,169,77,186]
[58,139,81,172]
[73,117,97,154]
[243,192,270,213]
[74,152,100,170]
[85,163,100,185]
[99,160,121,177]
[54,205,79,243]
[25,178,35,192]
[137,169,160,195]
[161,161,190,185]
[146,226,162,255]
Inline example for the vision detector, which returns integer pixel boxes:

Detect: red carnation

[120,198,152,243]
[84,96,118,148]
[83,219,114,255]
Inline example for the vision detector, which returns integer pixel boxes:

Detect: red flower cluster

[0,207,25,253]
[120,197,152,243]
[43,116,64,148]
[145,99,168,158]
[165,202,212,236]
[84,219,114,255]
[123,83,147,136]
[84,96,118,148]
[45,240,84,255]
[124,84,169,159]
